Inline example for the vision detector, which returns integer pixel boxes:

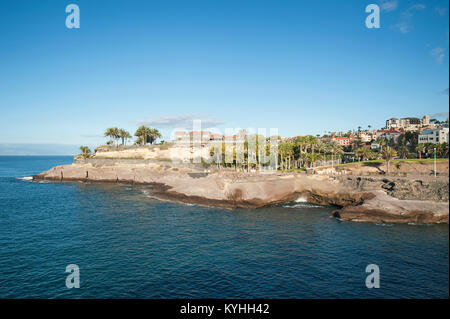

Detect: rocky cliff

[34,162,449,224]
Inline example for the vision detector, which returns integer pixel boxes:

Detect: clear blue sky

[0,0,448,153]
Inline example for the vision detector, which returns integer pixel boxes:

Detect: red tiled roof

[334,137,350,140]
[377,129,401,133]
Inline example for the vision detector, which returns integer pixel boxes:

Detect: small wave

[295,196,308,203]
[283,203,323,209]
[17,176,33,181]
[141,190,170,202]
[181,202,196,207]
[407,222,419,226]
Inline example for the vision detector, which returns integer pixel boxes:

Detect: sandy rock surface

[34,162,449,224]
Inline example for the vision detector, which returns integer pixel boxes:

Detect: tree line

[208,133,449,175]
[104,125,162,146]
[208,135,346,171]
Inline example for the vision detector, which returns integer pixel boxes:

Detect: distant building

[174,131,188,141]
[385,118,400,130]
[174,131,215,144]
[418,127,449,144]
[419,124,438,131]
[359,132,373,143]
[370,143,380,150]
[223,135,237,143]
[422,115,430,126]
[376,129,402,143]
[210,134,223,141]
[189,131,211,143]
[386,115,430,131]
[332,137,351,147]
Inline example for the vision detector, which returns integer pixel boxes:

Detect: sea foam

[17,176,33,181]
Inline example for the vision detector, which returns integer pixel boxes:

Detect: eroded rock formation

[34,162,449,224]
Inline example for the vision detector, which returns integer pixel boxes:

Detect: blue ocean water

[0,156,448,299]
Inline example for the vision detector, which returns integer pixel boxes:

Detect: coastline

[33,160,449,224]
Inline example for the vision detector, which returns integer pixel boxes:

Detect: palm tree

[104,127,119,146]
[300,152,310,168]
[397,145,409,159]
[328,141,343,167]
[307,136,318,156]
[315,140,326,165]
[148,128,162,144]
[295,136,308,155]
[377,137,387,152]
[415,144,424,159]
[79,146,92,159]
[435,143,449,158]
[355,147,375,161]
[134,125,152,145]
[355,147,364,161]
[309,153,324,167]
[279,142,294,170]
[440,142,449,158]
[330,141,344,156]
[381,146,397,175]
[118,129,131,145]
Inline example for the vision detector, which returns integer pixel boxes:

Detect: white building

[376,129,402,143]
[174,131,188,141]
[386,115,430,131]
[418,127,449,144]
[189,131,211,143]
[359,132,373,143]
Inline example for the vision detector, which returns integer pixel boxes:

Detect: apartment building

[386,115,430,131]
[418,127,449,144]
[332,137,351,147]
[358,132,374,143]
[376,129,402,143]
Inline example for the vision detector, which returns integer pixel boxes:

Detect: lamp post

[434,147,437,178]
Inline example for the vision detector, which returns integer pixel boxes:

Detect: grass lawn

[336,158,449,167]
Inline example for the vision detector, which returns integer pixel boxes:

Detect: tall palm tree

[279,143,291,170]
[415,144,424,159]
[148,128,162,144]
[104,127,119,146]
[315,140,326,165]
[309,153,324,167]
[435,143,448,158]
[118,129,131,145]
[307,136,318,156]
[329,141,344,156]
[355,147,375,161]
[381,146,397,175]
[134,125,152,145]
[328,141,343,166]
[441,142,449,158]
[300,152,310,168]
[397,145,409,159]
[79,146,92,158]
[104,127,115,144]
[295,136,308,154]
[377,137,387,152]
